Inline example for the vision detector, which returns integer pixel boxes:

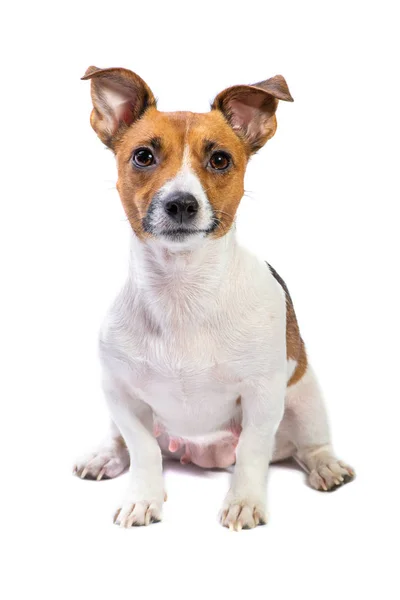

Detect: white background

[1,1,399,598]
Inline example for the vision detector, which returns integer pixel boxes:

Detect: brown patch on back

[267,263,308,386]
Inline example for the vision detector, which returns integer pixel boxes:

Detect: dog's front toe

[114,500,163,527]
[220,495,267,531]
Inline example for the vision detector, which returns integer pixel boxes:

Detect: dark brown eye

[132,148,155,168]
[209,151,231,171]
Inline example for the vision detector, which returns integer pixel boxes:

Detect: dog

[74,66,355,530]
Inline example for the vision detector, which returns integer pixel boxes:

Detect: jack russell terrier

[74,66,355,530]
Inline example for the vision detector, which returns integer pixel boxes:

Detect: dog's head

[83,66,293,249]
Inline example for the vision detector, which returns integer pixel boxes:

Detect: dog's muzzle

[142,189,217,242]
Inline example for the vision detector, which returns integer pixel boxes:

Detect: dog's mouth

[143,219,220,241]
[160,227,214,238]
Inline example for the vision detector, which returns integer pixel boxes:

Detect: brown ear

[81,66,156,150]
[211,75,293,153]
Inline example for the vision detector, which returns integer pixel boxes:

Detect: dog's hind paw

[308,460,355,492]
[73,441,129,481]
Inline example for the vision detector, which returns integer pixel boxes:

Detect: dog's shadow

[162,457,226,478]
[162,456,304,478]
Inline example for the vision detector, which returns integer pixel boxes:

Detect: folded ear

[81,66,156,150]
[211,75,293,153]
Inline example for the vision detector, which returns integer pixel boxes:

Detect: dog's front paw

[309,459,355,492]
[220,492,267,531]
[114,499,163,528]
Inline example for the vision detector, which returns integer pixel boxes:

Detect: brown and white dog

[74,66,355,530]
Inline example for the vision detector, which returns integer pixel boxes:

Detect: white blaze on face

[151,145,215,238]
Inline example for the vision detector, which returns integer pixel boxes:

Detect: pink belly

[154,423,241,469]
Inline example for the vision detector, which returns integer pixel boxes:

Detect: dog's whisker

[243,191,258,202]
[213,209,235,220]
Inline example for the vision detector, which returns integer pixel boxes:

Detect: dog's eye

[209,151,231,171]
[132,148,155,168]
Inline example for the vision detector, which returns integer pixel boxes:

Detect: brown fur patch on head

[116,109,187,238]
[115,109,249,239]
[185,110,248,236]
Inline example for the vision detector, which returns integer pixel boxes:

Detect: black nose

[164,193,199,224]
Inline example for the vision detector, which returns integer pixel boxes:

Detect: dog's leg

[285,365,355,491]
[73,421,129,480]
[220,373,286,531]
[103,379,165,527]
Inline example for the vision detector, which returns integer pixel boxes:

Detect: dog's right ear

[81,66,156,150]
[212,75,293,154]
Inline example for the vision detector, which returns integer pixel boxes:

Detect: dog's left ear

[81,66,156,150]
[212,75,293,153]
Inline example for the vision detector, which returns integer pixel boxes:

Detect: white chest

[100,232,287,440]
[102,324,247,438]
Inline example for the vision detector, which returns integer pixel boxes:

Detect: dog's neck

[128,226,238,330]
